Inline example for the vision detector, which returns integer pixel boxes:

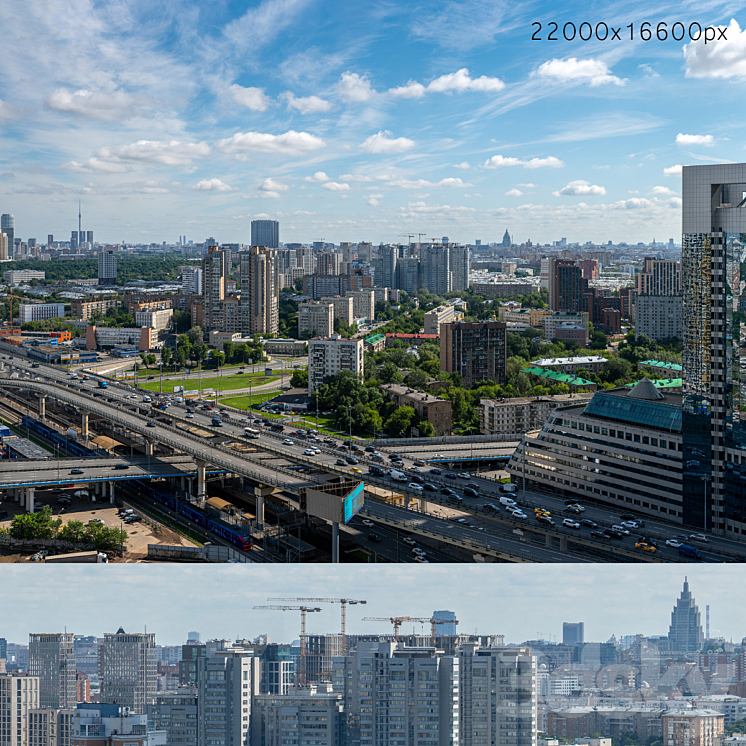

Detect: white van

[499,496,517,507]
[389,470,407,482]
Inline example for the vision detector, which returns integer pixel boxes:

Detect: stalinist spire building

[668,577,704,654]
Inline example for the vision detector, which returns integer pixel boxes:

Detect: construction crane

[362,616,411,642]
[398,233,415,245]
[406,617,460,648]
[253,605,322,686]
[268,598,367,655]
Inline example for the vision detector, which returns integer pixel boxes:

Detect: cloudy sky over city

[3,0,746,244]
[2,566,745,645]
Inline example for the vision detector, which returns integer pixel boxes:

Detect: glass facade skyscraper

[682,164,746,536]
[251,219,279,248]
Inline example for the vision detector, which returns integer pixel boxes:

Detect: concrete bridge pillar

[196,460,206,499]
[81,412,89,440]
[38,395,46,420]
[256,495,265,528]
[109,481,115,505]
[19,488,25,509]
[13,488,19,503]
[144,440,154,457]
[181,475,186,491]
[26,487,34,514]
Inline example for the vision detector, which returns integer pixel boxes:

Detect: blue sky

[2,0,746,245]
[1,566,745,645]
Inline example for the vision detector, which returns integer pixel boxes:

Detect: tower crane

[362,616,411,642]
[268,598,367,655]
[253,605,322,685]
[405,617,460,648]
[398,233,415,245]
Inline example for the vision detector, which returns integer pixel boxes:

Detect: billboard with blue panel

[343,481,365,524]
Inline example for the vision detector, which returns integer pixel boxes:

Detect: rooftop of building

[384,332,439,339]
[379,383,448,403]
[580,379,682,432]
[364,333,385,344]
[624,377,682,389]
[531,356,607,366]
[521,367,595,386]
[481,393,594,407]
[639,359,683,371]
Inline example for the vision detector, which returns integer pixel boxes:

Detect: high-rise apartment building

[97,251,117,286]
[307,336,363,394]
[239,247,278,336]
[99,630,156,713]
[71,703,163,746]
[28,708,74,746]
[458,643,537,746]
[562,623,584,645]
[635,295,683,342]
[0,674,39,746]
[197,648,261,746]
[332,642,459,746]
[1,215,14,259]
[357,242,372,263]
[298,302,334,338]
[668,577,704,654]
[340,242,353,262]
[449,244,470,292]
[202,245,227,334]
[662,711,724,746]
[296,247,314,274]
[317,252,341,276]
[147,691,198,746]
[178,645,205,687]
[681,163,746,535]
[29,634,77,709]
[395,257,420,295]
[548,259,588,312]
[440,320,507,389]
[250,219,279,248]
[346,289,375,321]
[0,233,7,261]
[374,245,398,289]
[181,267,203,296]
[419,244,450,295]
[637,258,682,296]
[319,296,354,325]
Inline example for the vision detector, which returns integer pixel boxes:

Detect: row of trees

[4,506,126,552]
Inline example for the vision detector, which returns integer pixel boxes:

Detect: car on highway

[429,468,442,475]
[510,509,528,520]
[431,453,445,459]
[444,472,457,479]
[457,472,470,479]
[413,547,426,557]
[537,515,555,526]
[403,537,416,546]
[604,528,624,539]
[283,439,294,446]
[345,456,359,465]
[580,518,598,528]
[362,519,374,527]
[463,487,479,498]
[564,505,582,514]
[186,413,194,418]
[304,448,316,456]
[410,475,424,483]
[689,533,708,542]
[565,502,585,512]
[70,468,84,475]
[562,518,581,529]
[423,482,438,491]
[364,445,376,452]
[414,556,429,563]
[622,520,642,529]
[408,482,424,491]
[413,460,426,467]
[636,541,657,553]
[388,453,401,460]
[534,508,551,517]
[666,539,683,548]
[466,483,479,491]
[114,463,129,470]
[350,467,362,474]
[368,533,381,542]
[409,466,421,473]
[147,422,156,428]
[611,524,631,535]
[484,503,500,512]
[591,530,610,541]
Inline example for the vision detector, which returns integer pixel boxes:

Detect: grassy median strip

[138,374,279,394]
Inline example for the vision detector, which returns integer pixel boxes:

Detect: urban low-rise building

[663,710,724,746]
[530,356,608,374]
[19,304,65,323]
[424,304,464,334]
[261,339,307,356]
[480,394,594,438]
[379,383,453,436]
[85,327,154,352]
[135,308,172,331]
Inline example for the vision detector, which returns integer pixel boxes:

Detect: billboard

[343,482,365,524]
[174,385,184,393]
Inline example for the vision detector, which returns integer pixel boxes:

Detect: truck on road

[44,551,108,563]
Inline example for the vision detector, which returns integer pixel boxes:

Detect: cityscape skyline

[1,0,744,243]
[2,567,745,645]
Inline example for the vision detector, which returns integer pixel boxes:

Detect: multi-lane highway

[0,352,743,563]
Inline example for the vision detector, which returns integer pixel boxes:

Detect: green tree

[139,352,149,368]
[146,353,157,368]
[379,361,403,384]
[290,369,309,388]
[212,350,226,368]
[9,506,61,540]
[160,346,172,369]
[406,368,429,390]
[417,420,435,437]
[187,326,203,345]
[385,405,416,437]
[58,520,87,543]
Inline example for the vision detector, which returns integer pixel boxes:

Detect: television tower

[78,201,82,245]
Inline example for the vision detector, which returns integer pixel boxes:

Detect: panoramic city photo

[0,0,745,562]
[1,566,745,745]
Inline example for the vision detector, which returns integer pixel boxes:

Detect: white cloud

[484,155,564,169]
[338,72,375,102]
[339,174,374,182]
[650,185,677,196]
[638,64,660,79]
[386,177,470,189]
[282,92,332,114]
[360,131,415,154]
[227,84,270,111]
[518,183,536,188]
[505,188,523,197]
[304,171,330,182]
[322,181,350,191]
[533,57,626,87]
[44,88,151,121]
[684,19,746,79]
[254,212,271,219]
[259,177,290,192]
[553,180,607,197]
[216,130,326,159]
[427,68,504,93]
[0,99,20,121]
[194,178,236,192]
[389,81,427,98]
[676,133,714,147]
[366,193,384,206]
[664,165,683,176]
[453,161,470,169]
[61,140,211,173]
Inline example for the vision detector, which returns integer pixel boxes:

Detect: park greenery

[4,506,126,552]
